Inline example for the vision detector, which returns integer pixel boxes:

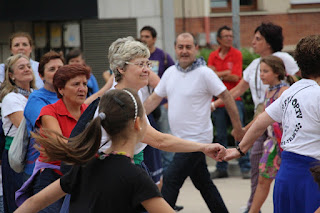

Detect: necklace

[15,86,33,97]
[96,151,133,163]
[268,82,287,91]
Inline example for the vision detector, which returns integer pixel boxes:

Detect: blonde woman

[0,53,36,212]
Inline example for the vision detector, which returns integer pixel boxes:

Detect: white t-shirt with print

[265,79,320,160]
[1,92,28,137]
[243,51,299,109]
[154,65,226,144]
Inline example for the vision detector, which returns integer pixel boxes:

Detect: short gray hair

[108,37,150,82]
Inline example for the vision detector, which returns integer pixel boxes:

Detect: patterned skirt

[259,137,281,179]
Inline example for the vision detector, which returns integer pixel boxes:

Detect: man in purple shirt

[140,26,175,78]
[140,25,182,211]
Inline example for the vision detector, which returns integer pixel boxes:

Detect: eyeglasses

[125,61,153,69]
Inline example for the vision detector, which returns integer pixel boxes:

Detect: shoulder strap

[271,87,282,100]
[255,59,262,100]
[5,124,13,137]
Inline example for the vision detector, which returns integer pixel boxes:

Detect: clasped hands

[204,127,246,162]
[204,143,243,162]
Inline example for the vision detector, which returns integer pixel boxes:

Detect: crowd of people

[0,22,319,213]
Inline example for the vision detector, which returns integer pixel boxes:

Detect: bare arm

[40,115,68,143]
[142,125,226,161]
[222,72,240,82]
[217,90,245,141]
[14,179,66,213]
[84,74,114,105]
[315,206,320,213]
[224,112,275,161]
[8,111,24,128]
[41,115,63,135]
[102,71,112,83]
[214,79,249,108]
[142,197,175,213]
[209,69,239,82]
[143,92,163,115]
[148,71,160,89]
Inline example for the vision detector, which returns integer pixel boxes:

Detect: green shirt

[5,136,14,150]
[133,150,144,165]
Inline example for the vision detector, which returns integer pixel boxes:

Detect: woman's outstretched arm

[15,179,66,213]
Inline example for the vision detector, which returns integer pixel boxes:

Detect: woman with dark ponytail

[15,89,175,213]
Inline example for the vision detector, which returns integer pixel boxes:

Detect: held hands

[223,148,241,161]
[203,143,226,162]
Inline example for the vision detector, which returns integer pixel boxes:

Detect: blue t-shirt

[24,88,59,175]
[87,74,99,97]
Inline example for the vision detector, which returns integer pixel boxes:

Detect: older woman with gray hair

[98,36,225,163]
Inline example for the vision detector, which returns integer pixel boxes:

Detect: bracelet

[236,145,245,156]
[211,102,216,111]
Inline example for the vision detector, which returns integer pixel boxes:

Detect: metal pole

[232,0,240,49]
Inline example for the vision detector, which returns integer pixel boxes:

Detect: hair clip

[113,96,125,108]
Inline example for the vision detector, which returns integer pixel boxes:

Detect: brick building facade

[174,0,320,51]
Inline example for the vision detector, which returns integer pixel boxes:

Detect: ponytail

[285,74,295,86]
[33,116,103,165]
[33,88,143,165]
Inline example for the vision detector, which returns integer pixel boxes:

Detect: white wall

[98,0,160,19]
[174,0,207,18]
[98,0,176,55]
[259,0,290,13]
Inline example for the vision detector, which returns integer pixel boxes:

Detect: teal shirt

[133,150,144,165]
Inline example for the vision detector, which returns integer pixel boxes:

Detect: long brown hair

[32,88,144,164]
[260,55,295,85]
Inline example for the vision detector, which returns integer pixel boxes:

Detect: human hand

[224,70,231,76]
[203,143,226,162]
[211,102,216,112]
[231,127,246,142]
[223,148,241,161]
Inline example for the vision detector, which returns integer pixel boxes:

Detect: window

[210,0,257,12]
[291,0,320,8]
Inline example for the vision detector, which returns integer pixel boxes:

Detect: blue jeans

[161,152,228,212]
[33,168,64,213]
[2,149,23,213]
[212,100,250,173]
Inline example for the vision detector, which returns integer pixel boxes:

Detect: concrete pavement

[175,157,274,213]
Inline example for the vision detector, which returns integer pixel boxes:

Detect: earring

[140,127,142,130]
[12,78,15,81]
